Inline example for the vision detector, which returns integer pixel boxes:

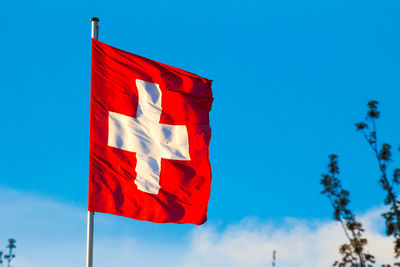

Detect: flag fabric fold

[89,39,213,225]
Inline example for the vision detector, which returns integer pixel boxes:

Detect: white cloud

[0,187,397,267]
[183,213,395,267]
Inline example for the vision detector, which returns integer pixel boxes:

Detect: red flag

[88,39,213,225]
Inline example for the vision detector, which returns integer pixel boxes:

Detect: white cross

[107,79,191,194]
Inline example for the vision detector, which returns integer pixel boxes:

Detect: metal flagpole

[91,17,99,40]
[87,16,99,267]
[86,210,94,267]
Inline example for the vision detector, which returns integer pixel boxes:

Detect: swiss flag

[88,39,213,225]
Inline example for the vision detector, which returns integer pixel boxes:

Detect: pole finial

[90,17,99,40]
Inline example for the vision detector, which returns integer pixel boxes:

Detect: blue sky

[1,0,400,266]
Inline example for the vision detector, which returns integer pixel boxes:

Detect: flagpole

[87,16,99,267]
[86,210,94,267]
[91,17,99,40]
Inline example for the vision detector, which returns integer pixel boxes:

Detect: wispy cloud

[0,187,397,267]
[183,212,395,267]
